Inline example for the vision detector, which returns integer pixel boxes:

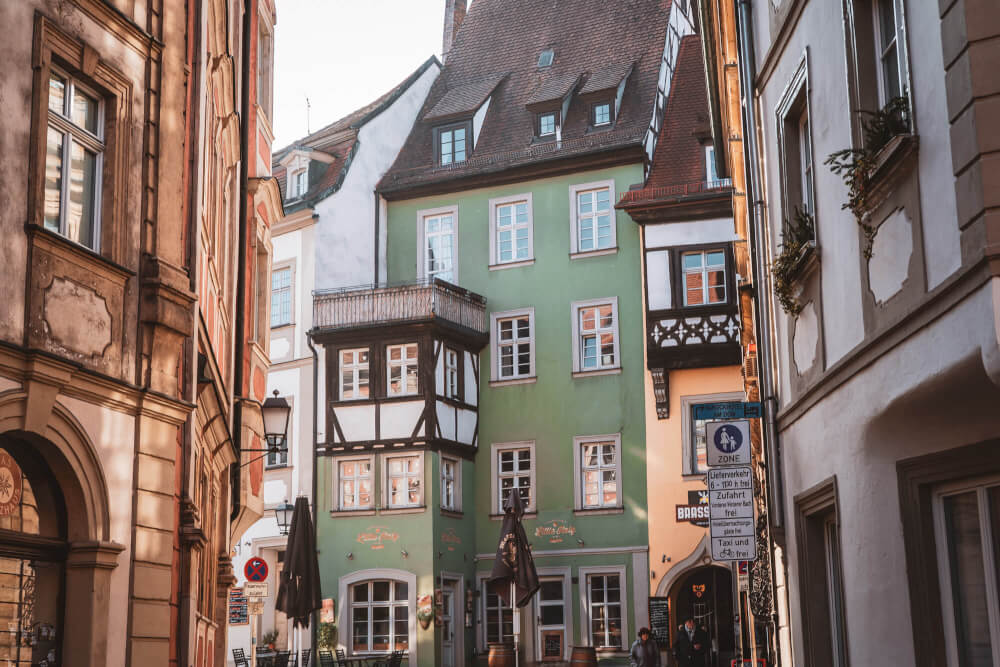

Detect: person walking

[673,616,710,667]
[630,627,661,667]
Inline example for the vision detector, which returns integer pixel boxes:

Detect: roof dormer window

[592,102,612,127]
[289,169,307,198]
[538,112,556,138]
[436,121,470,166]
[537,49,554,68]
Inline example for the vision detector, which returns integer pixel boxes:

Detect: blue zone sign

[693,401,762,421]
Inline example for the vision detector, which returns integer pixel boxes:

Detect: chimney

[442,0,467,63]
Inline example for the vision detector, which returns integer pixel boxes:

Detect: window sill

[573,507,624,516]
[489,259,535,271]
[330,509,376,518]
[264,464,290,471]
[440,508,464,519]
[270,322,295,331]
[379,506,426,516]
[866,133,919,207]
[488,376,537,388]
[572,367,622,378]
[570,247,618,260]
[489,512,537,521]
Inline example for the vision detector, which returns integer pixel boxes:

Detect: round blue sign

[713,424,744,453]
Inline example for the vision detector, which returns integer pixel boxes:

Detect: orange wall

[643,363,743,596]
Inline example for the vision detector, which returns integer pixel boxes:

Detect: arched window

[350,579,409,654]
[0,441,68,666]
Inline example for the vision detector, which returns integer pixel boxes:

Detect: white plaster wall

[337,404,376,441]
[646,250,672,310]
[437,401,456,440]
[779,283,1000,667]
[464,353,478,406]
[314,64,439,291]
[458,409,477,445]
[58,396,135,667]
[644,217,739,247]
[380,401,424,439]
[905,0,961,289]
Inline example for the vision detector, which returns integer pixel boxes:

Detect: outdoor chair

[298,648,312,667]
[273,650,292,667]
[233,648,250,667]
[371,650,403,667]
[317,649,336,667]
[335,649,348,666]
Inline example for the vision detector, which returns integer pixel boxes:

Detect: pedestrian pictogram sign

[706,419,751,466]
[244,557,268,582]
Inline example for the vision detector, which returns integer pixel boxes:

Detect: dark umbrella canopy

[487,490,539,608]
[276,496,322,628]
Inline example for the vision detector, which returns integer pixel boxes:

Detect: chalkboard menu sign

[648,596,670,646]
[542,631,563,658]
[229,587,249,625]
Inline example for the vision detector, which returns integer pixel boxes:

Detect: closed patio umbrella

[276,496,322,628]
[487,490,539,666]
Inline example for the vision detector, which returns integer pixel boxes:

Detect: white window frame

[539,112,556,137]
[490,308,536,384]
[270,264,293,328]
[872,0,905,106]
[798,111,814,216]
[569,180,617,258]
[348,579,412,655]
[932,475,1000,667]
[385,343,419,397]
[45,68,105,251]
[382,452,424,510]
[570,297,621,376]
[440,454,462,512]
[680,392,746,475]
[681,249,728,307]
[290,168,307,198]
[490,441,536,514]
[705,145,719,182]
[444,347,461,400]
[593,102,612,126]
[578,565,629,650]
[478,574,515,651]
[339,347,371,401]
[488,193,534,268]
[572,434,623,511]
[338,569,417,662]
[331,454,376,512]
[416,205,459,284]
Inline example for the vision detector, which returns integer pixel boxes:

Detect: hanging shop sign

[708,467,756,561]
[229,588,249,625]
[675,490,710,527]
[0,451,23,516]
[416,594,434,629]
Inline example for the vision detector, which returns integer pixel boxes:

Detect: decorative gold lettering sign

[0,452,23,517]
[533,519,576,544]
[356,526,400,550]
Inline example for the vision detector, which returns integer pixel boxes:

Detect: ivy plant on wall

[824,96,910,258]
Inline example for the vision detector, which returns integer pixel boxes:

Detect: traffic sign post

[706,420,751,466]
[244,557,268,583]
[707,467,756,561]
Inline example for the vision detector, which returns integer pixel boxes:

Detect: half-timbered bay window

[352,580,409,654]
[386,343,418,397]
[493,442,534,512]
[385,454,422,508]
[483,584,514,646]
[45,70,104,250]
[587,573,623,648]
[571,298,620,374]
[340,348,370,400]
[338,457,373,510]
[492,308,535,382]
[575,435,622,509]
[445,348,461,399]
[682,250,727,306]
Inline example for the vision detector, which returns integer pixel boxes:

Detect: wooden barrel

[487,643,516,667]
[570,645,598,667]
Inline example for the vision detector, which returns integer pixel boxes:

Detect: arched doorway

[0,435,69,666]
[669,565,736,667]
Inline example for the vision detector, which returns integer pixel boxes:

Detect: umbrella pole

[512,581,519,667]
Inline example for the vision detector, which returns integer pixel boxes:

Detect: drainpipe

[307,330,320,649]
[735,1,786,665]
[231,0,253,523]
[373,191,380,285]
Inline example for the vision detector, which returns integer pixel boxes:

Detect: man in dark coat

[673,617,709,667]
[630,627,661,667]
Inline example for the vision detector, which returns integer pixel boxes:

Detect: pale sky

[272,0,447,149]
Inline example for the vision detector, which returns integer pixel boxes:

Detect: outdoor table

[254,650,275,667]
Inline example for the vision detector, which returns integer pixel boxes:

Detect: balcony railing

[617,179,733,207]
[647,303,742,369]
[313,279,488,334]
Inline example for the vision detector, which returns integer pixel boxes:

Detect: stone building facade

[0,0,278,665]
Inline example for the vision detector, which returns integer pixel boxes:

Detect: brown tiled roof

[378,0,674,197]
[579,62,634,96]
[423,73,507,121]
[273,56,440,209]
[524,72,582,108]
